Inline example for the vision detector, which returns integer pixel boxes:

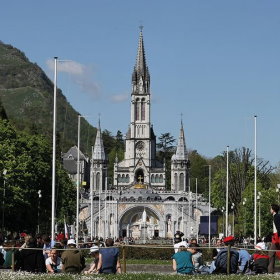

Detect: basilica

[63,30,213,241]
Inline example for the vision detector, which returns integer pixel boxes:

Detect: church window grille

[179,173,184,191]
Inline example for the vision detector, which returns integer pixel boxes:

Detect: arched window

[155,175,159,183]
[141,98,145,120]
[174,173,178,189]
[126,174,129,183]
[121,174,125,183]
[151,174,155,183]
[159,175,163,183]
[179,173,184,191]
[135,98,140,121]
[96,173,100,191]
[117,174,121,183]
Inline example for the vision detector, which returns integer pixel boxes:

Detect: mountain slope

[0,41,97,154]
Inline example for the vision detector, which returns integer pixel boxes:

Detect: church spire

[92,119,106,161]
[174,121,188,160]
[132,27,150,94]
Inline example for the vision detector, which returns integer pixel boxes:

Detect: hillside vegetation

[0,41,96,154]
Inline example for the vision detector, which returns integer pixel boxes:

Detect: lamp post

[276,184,280,203]
[37,190,42,234]
[205,165,211,247]
[243,198,247,236]
[2,169,7,230]
[257,192,261,238]
[221,206,225,236]
[231,203,235,236]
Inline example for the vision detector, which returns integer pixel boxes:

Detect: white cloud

[110,93,129,103]
[46,59,100,98]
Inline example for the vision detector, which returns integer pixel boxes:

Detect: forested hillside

[0,41,96,155]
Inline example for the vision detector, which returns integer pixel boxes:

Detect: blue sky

[1,0,280,166]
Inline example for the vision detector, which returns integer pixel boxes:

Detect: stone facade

[78,29,213,240]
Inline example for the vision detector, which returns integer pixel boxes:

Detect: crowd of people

[0,203,279,275]
[171,203,280,275]
[0,234,121,275]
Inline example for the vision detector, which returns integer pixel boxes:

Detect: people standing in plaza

[61,239,85,274]
[268,204,280,273]
[173,231,188,253]
[97,238,121,274]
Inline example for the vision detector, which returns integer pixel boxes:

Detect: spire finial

[180,113,183,127]
[139,25,144,32]
[98,113,101,129]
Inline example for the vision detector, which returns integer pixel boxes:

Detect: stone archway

[119,206,161,239]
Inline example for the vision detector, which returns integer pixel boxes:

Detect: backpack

[214,249,239,274]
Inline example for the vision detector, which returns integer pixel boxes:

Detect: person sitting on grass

[213,236,239,274]
[172,245,194,275]
[45,248,62,273]
[96,238,121,274]
[84,245,100,274]
[250,242,269,274]
[188,243,203,271]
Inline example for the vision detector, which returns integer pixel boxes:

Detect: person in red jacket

[268,204,280,273]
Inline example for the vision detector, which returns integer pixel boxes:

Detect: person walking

[61,239,85,274]
[268,204,280,273]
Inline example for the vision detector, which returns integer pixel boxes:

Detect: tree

[157,132,176,189]
[0,120,75,233]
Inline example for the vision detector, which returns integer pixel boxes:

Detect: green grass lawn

[0,272,279,280]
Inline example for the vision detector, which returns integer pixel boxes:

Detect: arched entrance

[119,206,161,239]
[135,169,144,183]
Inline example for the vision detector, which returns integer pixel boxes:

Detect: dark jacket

[274,213,280,236]
[19,248,46,273]
[214,248,239,274]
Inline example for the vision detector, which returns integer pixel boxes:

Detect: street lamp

[276,184,280,203]
[243,198,247,236]
[231,203,235,236]
[257,192,261,238]
[221,206,225,237]
[37,190,42,234]
[2,169,7,230]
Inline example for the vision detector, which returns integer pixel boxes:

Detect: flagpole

[226,145,229,236]
[76,115,81,246]
[254,115,257,245]
[51,57,58,242]
[196,178,198,242]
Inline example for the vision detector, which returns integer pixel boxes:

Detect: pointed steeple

[174,121,188,160]
[132,27,150,94]
[92,118,106,161]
